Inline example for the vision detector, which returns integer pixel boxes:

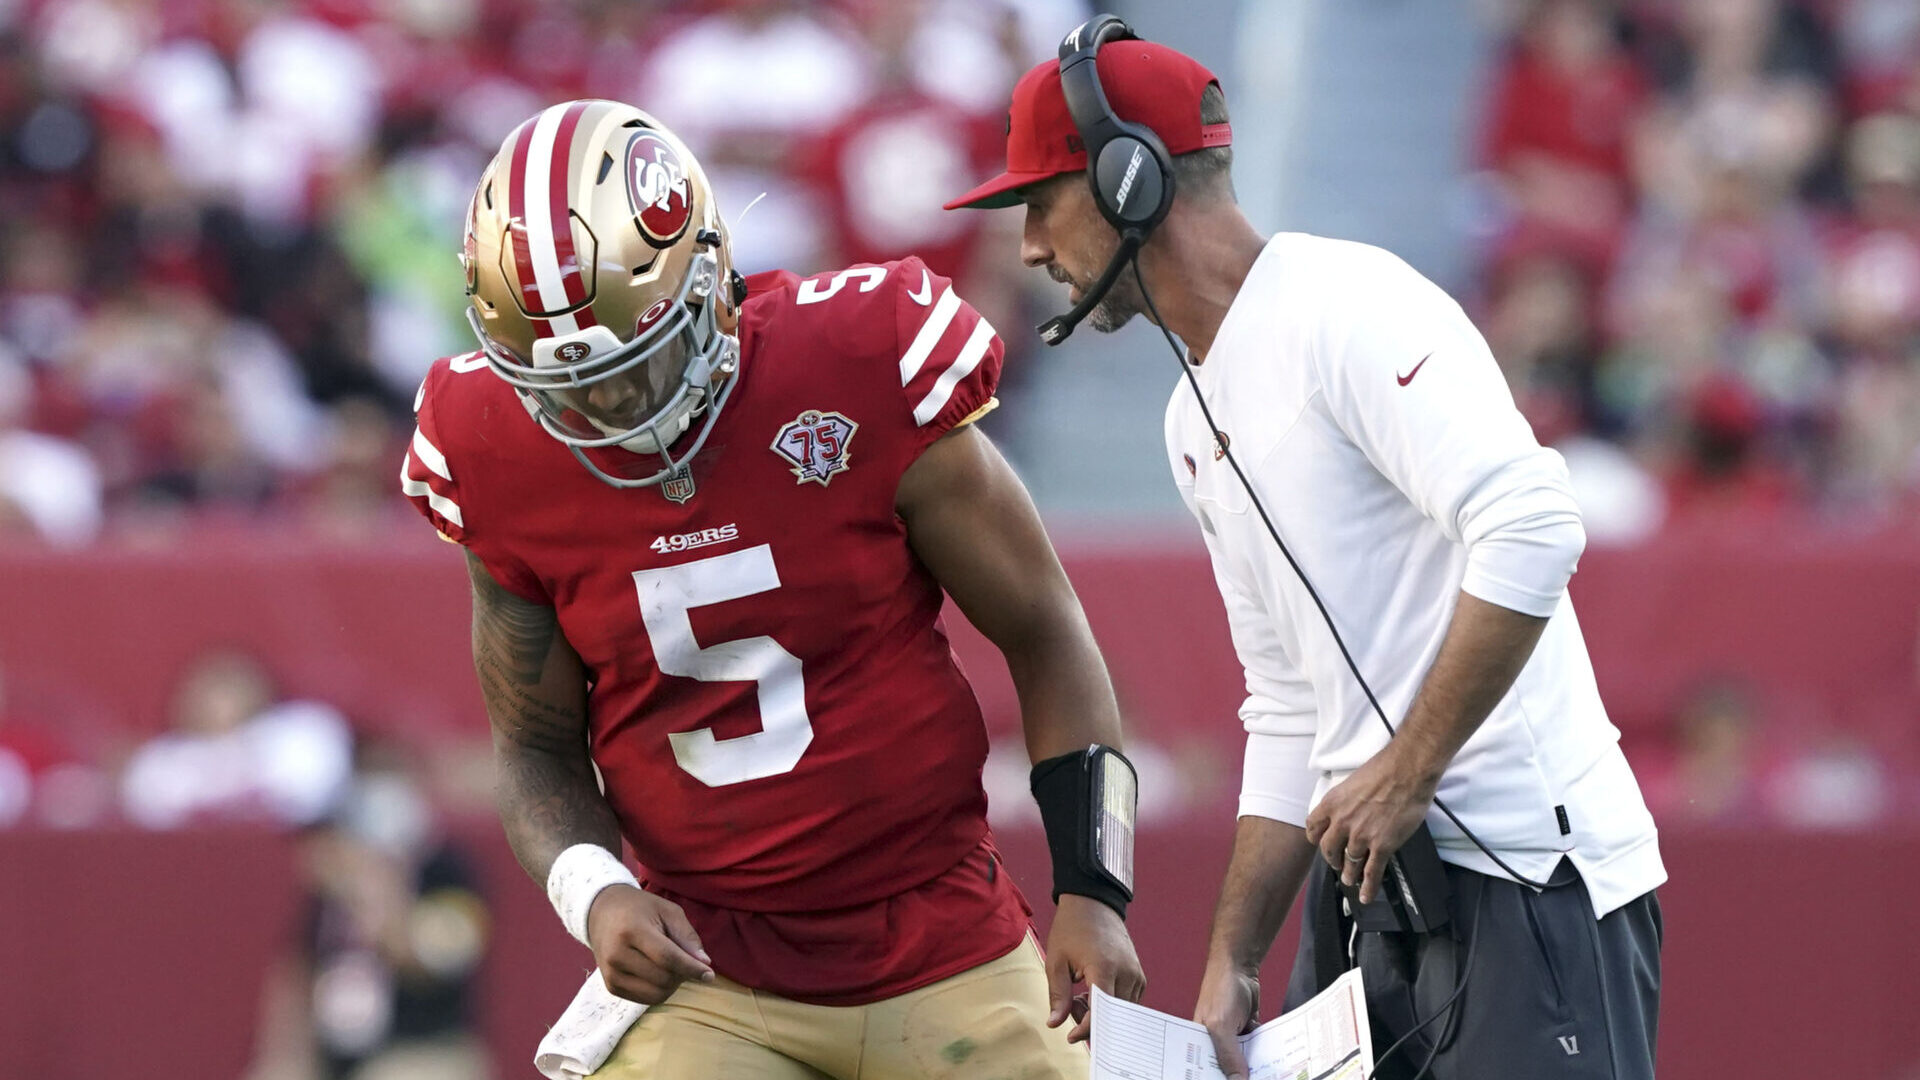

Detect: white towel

[534,972,647,1080]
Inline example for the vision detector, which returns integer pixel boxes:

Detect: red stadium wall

[3,524,1916,751]
[1,525,1917,1078]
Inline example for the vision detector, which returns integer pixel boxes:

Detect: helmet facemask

[466,250,738,488]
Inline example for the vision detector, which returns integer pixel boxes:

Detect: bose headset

[1045,15,1568,1079]
[1037,15,1176,345]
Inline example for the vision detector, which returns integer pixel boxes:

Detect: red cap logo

[627,132,692,248]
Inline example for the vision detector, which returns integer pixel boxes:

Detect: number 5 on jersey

[633,545,813,787]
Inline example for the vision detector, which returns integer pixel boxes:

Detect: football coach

[946,16,1666,1080]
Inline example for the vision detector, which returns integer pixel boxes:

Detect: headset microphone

[1038,231,1142,345]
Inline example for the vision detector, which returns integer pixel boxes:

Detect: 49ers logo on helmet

[555,341,592,364]
[626,132,692,248]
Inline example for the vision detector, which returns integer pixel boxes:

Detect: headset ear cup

[1093,136,1168,226]
[1055,16,1174,232]
[1092,124,1176,232]
[1144,137,1175,230]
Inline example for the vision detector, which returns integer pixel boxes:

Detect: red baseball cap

[944,40,1232,211]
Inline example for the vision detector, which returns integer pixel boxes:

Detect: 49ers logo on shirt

[771,410,858,487]
[626,132,693,248]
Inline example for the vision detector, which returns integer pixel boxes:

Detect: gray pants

[1284,859,1661,1080]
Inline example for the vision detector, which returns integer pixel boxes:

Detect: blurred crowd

[0,0,1074,546]
[6,0,1920,545]
[1477,0,1920,539]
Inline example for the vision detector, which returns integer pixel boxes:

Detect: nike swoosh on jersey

[907,268,934,306]
[1397,353,1432,386]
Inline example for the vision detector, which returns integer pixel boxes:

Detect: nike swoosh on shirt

[1397,353,1432,386]
[907,268,934,306]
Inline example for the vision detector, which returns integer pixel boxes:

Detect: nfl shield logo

[661,466,696,504]
[771,410,859,486]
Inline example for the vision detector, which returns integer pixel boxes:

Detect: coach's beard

[1051,263,1144,334]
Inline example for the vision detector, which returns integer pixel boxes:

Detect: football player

[401,99,1145,1078]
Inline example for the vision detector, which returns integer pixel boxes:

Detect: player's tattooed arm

[466,551,622,883]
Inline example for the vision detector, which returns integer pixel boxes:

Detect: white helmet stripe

[524,103,583,337]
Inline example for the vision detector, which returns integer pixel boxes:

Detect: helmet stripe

[523,104,583,336]
[526,106,576,332]
[504,117,553,338]
[547,102,596,324]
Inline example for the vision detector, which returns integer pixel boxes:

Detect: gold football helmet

[461,100,742,488]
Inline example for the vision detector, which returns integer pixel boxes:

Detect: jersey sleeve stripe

[897,287,962,386]
[912,318,996,427]
[399,454,465,528]
[410,427,454,482]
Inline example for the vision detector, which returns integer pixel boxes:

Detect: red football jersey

[402,257,1034,1003]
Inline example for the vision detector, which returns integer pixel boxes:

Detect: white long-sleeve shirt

[1164,233,1664,918]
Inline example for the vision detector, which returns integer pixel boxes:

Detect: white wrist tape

[547,844,639,947]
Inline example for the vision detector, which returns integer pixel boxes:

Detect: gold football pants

[591,935,1087,1079]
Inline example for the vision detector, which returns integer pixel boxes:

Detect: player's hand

[1304,741,1440,905]
[584,884,715,1005]
[1193,958,1260,1080]
[1044,893,1146,1044]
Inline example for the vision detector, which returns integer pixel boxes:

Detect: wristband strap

[546,843,640,947]
[1031,745,1137,919]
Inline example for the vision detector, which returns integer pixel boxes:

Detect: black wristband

[1030,746,1136,920]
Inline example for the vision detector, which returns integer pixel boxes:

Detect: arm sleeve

[400,364,469,543]
[1214,557,1319,826]
[1169,469,1321,826]
[401,357,548,603]
[1311,254,1587,618]
[800,256,1003,457]
[887,256,1004,450]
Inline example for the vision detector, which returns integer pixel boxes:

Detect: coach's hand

[585,884,716,1005]
[1046,893,1146,1044]
[1194,958,1259,1080]
[1305,742,1441,905]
